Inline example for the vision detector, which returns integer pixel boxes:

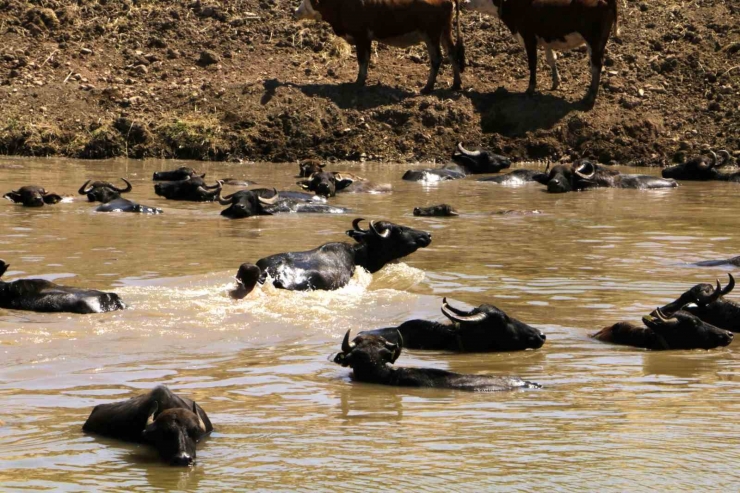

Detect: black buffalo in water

[83,386,212,466]
[591,304,733,350]
[662,150,738,182]
[534,160,677,193]
[96,198,162,214]
[403,143,511,182]
[477,169,543,185]
[0,260,126,314]
[413,204,458,217]
[298,159,326,177]
[230,219,431,297]
[153,167,204,181]
[361,298,546,351]
[4,186,63,207]
[659,274,740,333]
[694,256,740,267]
[298,172,391,198]
[219,188,347,219]
[333,330,541,391]
[79,178,132,203]
[154,176,222,202]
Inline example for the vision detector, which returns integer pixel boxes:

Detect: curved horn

[441,299,488,323]
[146,401,158,427]
[441,297,472,317]
[192,402,206,433]
[717,150,732,167]
[457,142,480,157]
[78,180,93,195]
[203,179,222,190]
[721,273,735,297]
[341,330,354,353]
[545,162,551,173]
[709,150,718,168]
[369,220,391,239]
[393,330,403,361]
[655,307,670,322]
[575,161,595,179]
[705,280,723,305]
[217,187,235,205]
[110,178,132,193]
[352,218,367,232]
[258,188,280,205]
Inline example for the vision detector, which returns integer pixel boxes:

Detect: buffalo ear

[345,230,366,242]
[3,192,21,203]
[200,173,207,179]
[532,173,549,185]
[43,193,63,204]
[334,174,354,190]
[0,260,8,278]
[145,401,159,428]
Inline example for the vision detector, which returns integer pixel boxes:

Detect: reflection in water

[1,158,739,490]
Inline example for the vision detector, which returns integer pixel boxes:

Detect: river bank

[0,0,738,164]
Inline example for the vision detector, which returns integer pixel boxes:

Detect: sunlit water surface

[1,158,739,491]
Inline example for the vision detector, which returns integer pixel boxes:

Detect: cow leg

[585,40,606,105]
[355,38,371,86]
[545,47,560,90]
[422,39,442,95]
[523,36,538,95]
[441,31,462,91]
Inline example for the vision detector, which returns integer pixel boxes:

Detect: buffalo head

[346,218,431,273]
[154,176,221,201]
[78,178,132,203]
[333,330,402,370]
[297,172,356,197]
[533,160,615,193]
[642,308,733,350]
[298,159,326,177]
[4,186,62,207]
[441,298,546,350]
[413,204,458,217]
[662,150,732,181]
[153,167,204,181]
[218,188,281,218]
[452,143,511,174]
[659,275,732,315]
[141,401,208,466]
[230,263,263,299]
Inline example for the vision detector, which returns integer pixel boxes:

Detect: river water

[0,158,739,491]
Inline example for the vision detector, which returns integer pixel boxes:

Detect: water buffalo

[533,160,677,193]
[153,167,204,181]
[477,169,543,185]
[659,274,740,333]
[96,198,162,214]
[694,256,740,267]
[403,143,511,182]
[218,188,347,219]
[298,172,391,198]
[79,178,132,203]
[230,218,431,297]
[333,330,541,391]
[361,297,546,351]
[4,186,63,207]
[298,159,326,177]
[0,260,126,314]
[591,306,733,350]
[413,204,458,217]
[82,386,212,466]
[154,176,222,202]
[662,150,739,182]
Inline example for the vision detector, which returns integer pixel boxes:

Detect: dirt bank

[0,0,738,165]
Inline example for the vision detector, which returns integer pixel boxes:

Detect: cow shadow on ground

[462,87,586,137]
[262,78,415,110]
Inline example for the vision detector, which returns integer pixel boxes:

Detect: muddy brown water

[1,158,739,491]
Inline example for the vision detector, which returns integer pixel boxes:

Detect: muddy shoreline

[0,0,738,165]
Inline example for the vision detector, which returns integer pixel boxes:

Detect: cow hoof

[451,82,462,92]
[550,81,560,91]
[420,86,434,95]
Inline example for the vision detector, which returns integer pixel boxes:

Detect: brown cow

[463,0,618,104]
[294,0,465,94]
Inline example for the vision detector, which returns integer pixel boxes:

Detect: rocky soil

[0,0,738,165]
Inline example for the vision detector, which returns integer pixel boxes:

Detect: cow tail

[455,0,466,72]
[612,0,620,37]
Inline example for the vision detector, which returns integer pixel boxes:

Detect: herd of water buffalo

[3,143,740,465]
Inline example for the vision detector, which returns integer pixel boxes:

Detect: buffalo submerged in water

[533,160,677,193]
[333,330,541,391]
[297,171,391,198]
[79,178,161,214]
[230,218,431,297]
[0,260,126,314]
[662,150,739,182]
[83,386,213,466]
[658,274,740,333]
[361,298,546,351]
[403,143,512,182]
[154,176,223,202]
[218,188,347,219]
[4,186,63,207]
